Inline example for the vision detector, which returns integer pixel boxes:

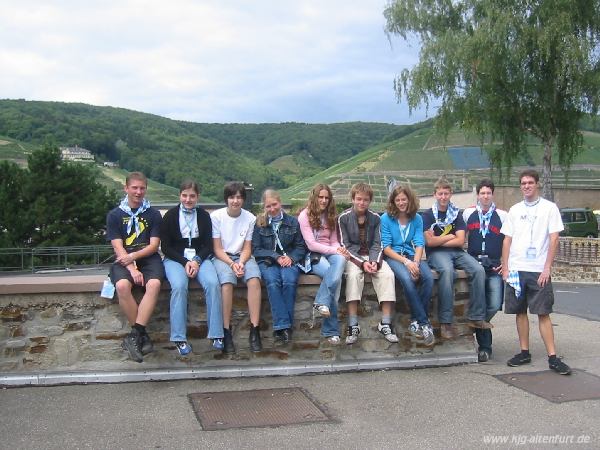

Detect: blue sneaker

[212,338,224,350]
[175,341,192,356]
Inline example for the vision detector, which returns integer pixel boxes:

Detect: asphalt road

[554,282,600,321]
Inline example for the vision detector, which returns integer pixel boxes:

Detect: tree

[384,0,600,199]
[0,145,118,248]
[0,161,25,247]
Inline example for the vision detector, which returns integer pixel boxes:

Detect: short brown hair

[179,179,200,194]
[387,185,419,219]
[126,171,147,186]
[433,177,452,193]
[350,183,373,201]
[519,169,539,184]
[223,181,246,202]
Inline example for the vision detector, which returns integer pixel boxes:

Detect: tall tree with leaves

[384,0,600,199]
[8,145,118,247]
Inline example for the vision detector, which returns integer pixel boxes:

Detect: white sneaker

[313,303,331,318]
[345,325,360,344]
[377,322,399,343]
[422,324,435,346]
[327,335,341,345]
[408,320,424,339]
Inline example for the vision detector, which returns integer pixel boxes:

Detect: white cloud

[0,0,429,123]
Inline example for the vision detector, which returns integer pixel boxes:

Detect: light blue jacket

[380,212,425,257]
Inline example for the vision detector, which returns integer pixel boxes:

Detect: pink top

[298,208,340,255]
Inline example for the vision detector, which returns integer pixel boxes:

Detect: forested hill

[0,99,422,199]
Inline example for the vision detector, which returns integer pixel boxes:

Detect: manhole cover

[494,369,600,403]
[188,387,333,430]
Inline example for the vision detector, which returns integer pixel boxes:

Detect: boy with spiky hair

[106,172,164,363]
[422,178,492,340]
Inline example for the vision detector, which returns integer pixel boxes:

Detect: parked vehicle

[560,208,599,238]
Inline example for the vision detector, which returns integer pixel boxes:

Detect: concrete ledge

[0,352,476,387]
[0,269,450,295]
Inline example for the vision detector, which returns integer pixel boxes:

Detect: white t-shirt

[210,207,256,255]
[500,198,564,272]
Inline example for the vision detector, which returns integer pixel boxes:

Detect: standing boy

[463,179,507,361]
[501,169,571,375]
[422,178,492,339]
[106,172,164,363]
[338,183,398,344]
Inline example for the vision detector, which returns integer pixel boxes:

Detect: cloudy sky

[1,0,431,124]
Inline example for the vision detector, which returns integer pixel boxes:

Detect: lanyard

[182,208,196,247]
[272,221,287,256]
[398,222,411,245]
[479,213,490,253]
[525,202,539,247]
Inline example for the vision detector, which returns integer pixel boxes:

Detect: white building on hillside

[60,145,94,162]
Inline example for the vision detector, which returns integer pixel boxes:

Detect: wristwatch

[192,256,202,264]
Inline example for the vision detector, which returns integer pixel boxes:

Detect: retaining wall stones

[0,273,473,372]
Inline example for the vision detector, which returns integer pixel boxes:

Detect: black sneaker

[140,333,154,355]
[478,349,490,363]
[549,358,572,375]
[122,329,143,363]
[507,352,531,367]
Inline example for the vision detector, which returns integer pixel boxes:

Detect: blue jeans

[164,258,223,341]
[310,254,345,337]
[386,257,433,326]
[426,250,486,323]
[259,263,300,331]
[475,272,504,352]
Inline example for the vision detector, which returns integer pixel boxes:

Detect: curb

[0,352,476,387]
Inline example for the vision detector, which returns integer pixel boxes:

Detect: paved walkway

[1,312,598,449]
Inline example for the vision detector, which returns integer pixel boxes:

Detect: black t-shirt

[106,206,162,252]
[421,208,466,254]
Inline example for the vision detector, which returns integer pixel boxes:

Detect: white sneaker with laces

[345,325,361,344]
[422,324,435,346]
[408,320,424,339]
[377,322,399,343]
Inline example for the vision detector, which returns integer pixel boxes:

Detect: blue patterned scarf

[476,202,496,238]
[119,195,150,236]
[431,201,459,229]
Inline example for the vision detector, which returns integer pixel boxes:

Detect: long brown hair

[306,183,337,230]
[387,185,419,219]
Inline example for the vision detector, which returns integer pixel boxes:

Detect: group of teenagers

[107,169,571,375]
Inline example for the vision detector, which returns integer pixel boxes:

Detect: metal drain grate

[188,387,333,430]
[494,369,600,403]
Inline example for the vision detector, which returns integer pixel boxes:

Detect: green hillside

[0,134,182,204]
[0,100,411,199]
[281,127,600,211]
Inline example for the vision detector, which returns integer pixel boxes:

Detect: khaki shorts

[344,257,396,303]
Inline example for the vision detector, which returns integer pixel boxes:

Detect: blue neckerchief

[268,211,284,231]
[180,204,197,246]
[431,201,459,230]
[476,202,495,253]
[268,211,285,253]
[119,195,150,237]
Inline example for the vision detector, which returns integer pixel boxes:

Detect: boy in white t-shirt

[211,182,262,353]
[501,169,570,375]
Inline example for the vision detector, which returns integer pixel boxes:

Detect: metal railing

[0,245,114,273]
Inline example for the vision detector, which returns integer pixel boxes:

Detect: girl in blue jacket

[380,185,435,346]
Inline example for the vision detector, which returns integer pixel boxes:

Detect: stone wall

[0,274,473,373]
[552,261,600,283]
